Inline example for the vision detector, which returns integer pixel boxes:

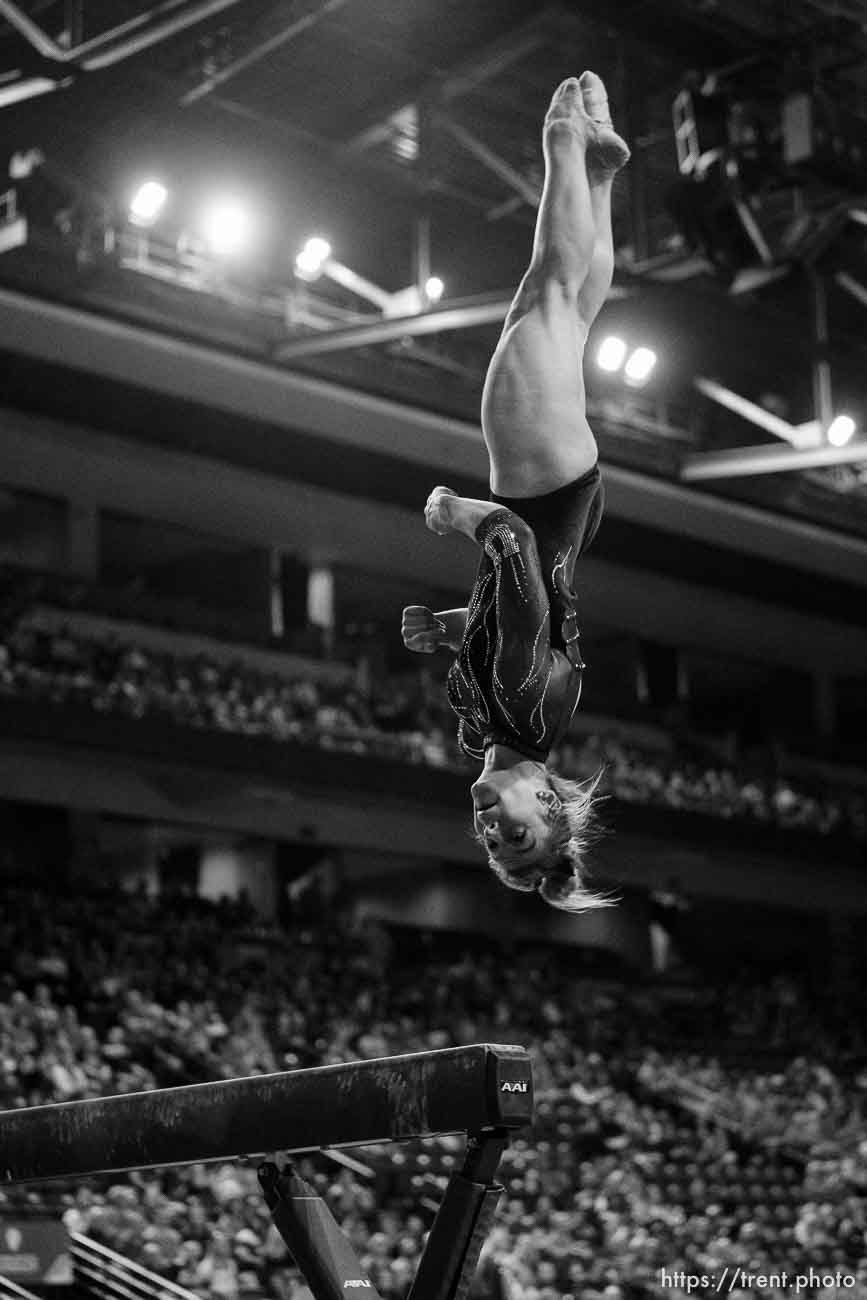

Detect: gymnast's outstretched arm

[402,604,467,655]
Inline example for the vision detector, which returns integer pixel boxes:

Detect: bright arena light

[295,236,332,278]
[827,414,856,447]
[624,346,658,386]
[201,197,254,257]
[129,180,168,227]
[597,335,628,372]
[424,275,445,303]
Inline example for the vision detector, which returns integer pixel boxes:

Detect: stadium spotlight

[624,346,658,386]
[827,414,856,447]
[295,235,332,279]
[201,196,254,257]
[129,180,168,227]
[424,275,445,303]
[597,335,628,372]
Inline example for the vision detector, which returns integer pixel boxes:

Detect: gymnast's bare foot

[544,76,595,150]
[579,70,631,179]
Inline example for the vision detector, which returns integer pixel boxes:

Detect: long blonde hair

[481,768,614,912]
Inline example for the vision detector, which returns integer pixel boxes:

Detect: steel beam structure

[0,0,244,70]
[810,270,833,435]
[202,93,508,216]
[0,75,65,107]
[436,16,552,104]
[695,377,821,449]
[180,0,349,106]
[835,270,867,309]
[273,293,513,359]
[275,278,632,361]
[681,439,867,481]
[432,113,539,208]
[345,8,555,154]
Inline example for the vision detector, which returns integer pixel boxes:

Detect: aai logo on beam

[500,1080,528,1093]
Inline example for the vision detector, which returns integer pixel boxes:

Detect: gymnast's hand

[424,486,458,535]
[402,605,446,654]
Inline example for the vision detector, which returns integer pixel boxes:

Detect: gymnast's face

[471,762,561,868]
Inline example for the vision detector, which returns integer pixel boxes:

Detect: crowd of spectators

[1,617,865,842]
[0,878,865,1300]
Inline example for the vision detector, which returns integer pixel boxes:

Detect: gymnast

[401,73,629,911]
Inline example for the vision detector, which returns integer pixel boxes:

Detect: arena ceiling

[1,0,867,541]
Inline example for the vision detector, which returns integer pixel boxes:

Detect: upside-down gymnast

[401,73,630,911]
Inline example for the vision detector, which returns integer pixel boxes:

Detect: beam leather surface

[0,1045,534,1183]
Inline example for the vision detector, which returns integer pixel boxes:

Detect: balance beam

[0,1044,533,1183]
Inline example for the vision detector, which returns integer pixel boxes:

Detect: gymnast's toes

[543,76,593,145]
[575,70,630,176]
[578,70,611,127]
[588,125,631,178]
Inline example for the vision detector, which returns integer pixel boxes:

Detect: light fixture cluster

[596,335,658,387]
[827,414,857,447]
[424,275,444,304]
[127,184,448,304]
[294,234,446,305]
[200,197,253,258]
[129,180,168,227]
[295,235,332,279]
[128,179,255,258]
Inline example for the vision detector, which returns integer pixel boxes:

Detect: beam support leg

[408,1131,509,1300]
[259,1160,384,1300]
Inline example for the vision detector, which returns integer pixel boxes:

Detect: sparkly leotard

[446,464,604,762]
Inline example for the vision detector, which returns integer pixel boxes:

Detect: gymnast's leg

[479,72,628,498]
[403,76,628,655]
